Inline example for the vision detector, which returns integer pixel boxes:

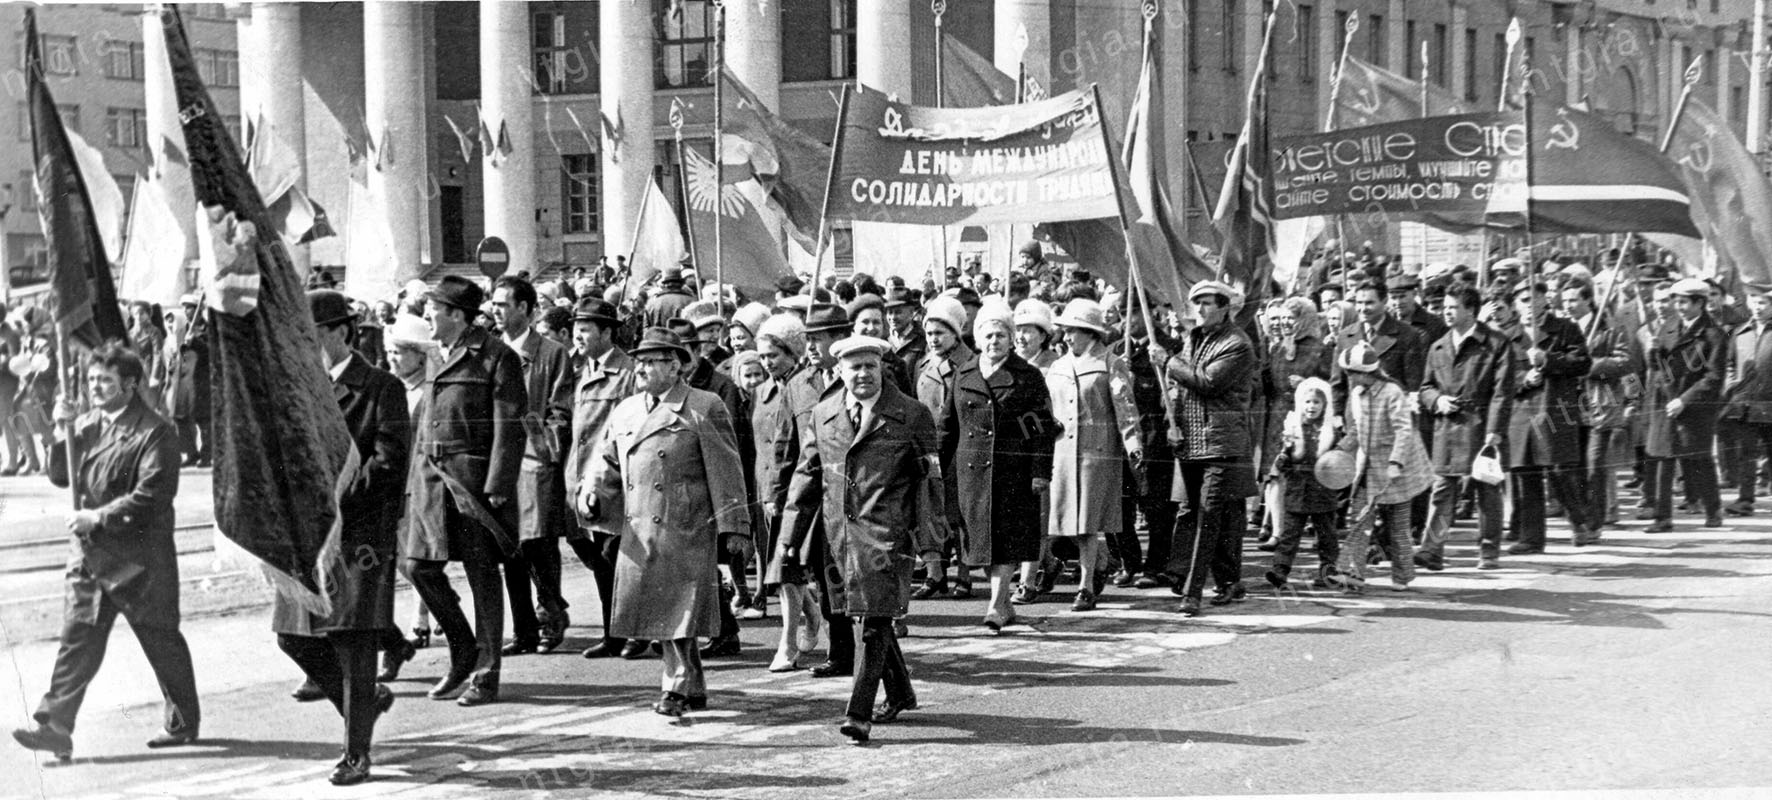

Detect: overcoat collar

[628,381,691,448]
[438,326,492,374]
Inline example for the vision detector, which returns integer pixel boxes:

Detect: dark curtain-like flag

[941,33,1017,107]
[1118,19,1213,304]
[1216,73,1276,309]
[161,5,354,613]
[24,9,127,350]
[1332,52,1467,129]
[1669,99,1772,288]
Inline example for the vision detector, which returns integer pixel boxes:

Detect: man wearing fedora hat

[406,275,529,707]
[563,298,642,660]
[643,267,697,329]
[765,303,860,676]
[271,290,410,785]
[582,327,751,717]
[884,286,927,369]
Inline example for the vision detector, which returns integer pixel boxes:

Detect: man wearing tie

[489,276,576,656]
[12,342,199,759]
[582,328,751,716]
[780,335,945,744]
[564,298,640,659]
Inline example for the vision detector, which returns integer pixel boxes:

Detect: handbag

[1470,444,1505,485]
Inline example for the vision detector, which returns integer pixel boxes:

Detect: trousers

[659,638,706,697]
[1421,475,1503,559]
[567,531,624,646]
[1271,510,1341,572]
[406,553,504,687]
[36,582,199,736]
[277,631,380,756]
[846,617,913,721]
[1511,463,1593,547]
[1165,461,1248,600]
[502,538,566,641]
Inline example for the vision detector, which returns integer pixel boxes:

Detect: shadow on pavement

[883,711,1306,748]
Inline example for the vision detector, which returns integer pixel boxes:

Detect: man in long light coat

[585,328,751,717]
[1045,298,1141,612]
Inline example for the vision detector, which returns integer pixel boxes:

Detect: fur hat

[923,296,968,336]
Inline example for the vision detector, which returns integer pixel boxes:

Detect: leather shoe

[810,660,853,678]
[871,696,918,723]
[1071,588,1097,611]
[329,753,371,786]
[538,610,570,653]
[457,682,498,707]
[11,724,72,760]
[146,729,199,748]
[839,716,871,743]
[619,640,653,660]
[1110,568,1135,587]
[1209,583,1247,606]
[581,639,625,659]
[1703,516,1728,528]
[1010,584,1040,605]
[1178,597,1202,617]
[427,670,471,700]
[910,579,947,600]
[1413,552,1445,572]
[1133,572,1172,589]
[1725,501,1755,517]
[950,582,974,599]
[292,678,326,702]
[1643,520,1674,533]
[499,638,539,656]
[653,691,687,717]
[378,638,417,682]
[700,634,741,658]
[1476,557,1501,570]
[1505,542,1544,555]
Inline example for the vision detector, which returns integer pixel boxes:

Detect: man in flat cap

[406,275,528,707]
[780,335,944,744]
[1641,278,1728,531]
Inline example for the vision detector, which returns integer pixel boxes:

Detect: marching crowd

[5,237,1768,784]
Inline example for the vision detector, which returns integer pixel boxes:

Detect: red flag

[940,33,1017,108]
[1216,72,1276,306]
[160,5,355,613]
[718,67,830,248]
[1669,99,1772,288]
[1529,105,1699,237]
[24,8,127,349]
[1332,52,1468,128]
[680,139,792,298]
[1119,22,1214,305]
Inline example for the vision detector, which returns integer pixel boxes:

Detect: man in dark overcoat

[404,275,527,706]
[12,343,199,759]
[1503,281,1596,553]
[273,290,410,785]
[489,276,575,656]
[1642,278,1729,531]
[565,298,640,658]
[1563,280,1642,537]
[1416,283,1513,571]
[780,335,945,744]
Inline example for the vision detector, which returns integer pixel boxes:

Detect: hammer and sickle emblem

[1350,87,1382,119]
[1679,138,1713,174]
[1546,108,1581,151]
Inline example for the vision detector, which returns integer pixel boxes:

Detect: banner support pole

[809,83,852,297]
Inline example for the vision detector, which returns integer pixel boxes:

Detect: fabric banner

[827,86,1120,227]
[1667,99,1772,287]
[1528,105,1700,238]
[1270,112,1529,222]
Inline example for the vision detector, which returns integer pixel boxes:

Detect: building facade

[0,1,1762,297]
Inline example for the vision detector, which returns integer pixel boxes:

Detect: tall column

[1317,0,1340,127]
[600,0,656,262]
[859,0,914,100]
[1387,0,1406,75]
[365,2,426,288]
[481,1,536,276]
[993,0,1050,95]
[727,0,781,111]
[240,3,310,274]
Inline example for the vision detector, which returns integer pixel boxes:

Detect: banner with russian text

[1269,112,1527,221]
[826,86,1120,227]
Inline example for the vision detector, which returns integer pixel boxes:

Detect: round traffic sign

[476,236,511,279]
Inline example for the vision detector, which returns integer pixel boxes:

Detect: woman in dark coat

[752,313,820,670]
[939,302,1057,630]
[1257,296,1330,543]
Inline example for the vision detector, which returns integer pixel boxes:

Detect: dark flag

[940,33,1017,107]
[719,67,830,249]
[1332,52,1467,128]
[1216,71,1276,309]
[24,8,127,349]
[160,6,355,614]
[1667,98,1772,287]
[1529,105,1700,237]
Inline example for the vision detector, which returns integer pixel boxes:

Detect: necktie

[850,403,863,431]
[1364,324,1375,342]
[647,394,659,412]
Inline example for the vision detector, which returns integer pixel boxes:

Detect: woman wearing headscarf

[940,300,1057,630]
[1257,296,1331,547]
[753,314,822,670]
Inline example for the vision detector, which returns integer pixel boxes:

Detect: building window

[1297,4,1314,81]
[1405,20,1418,79]
[829,0,856,80]
[1734,86,1746,122]
[1189,1,1202,71]
[657,0,715,89]
[562,154,600,234]
[104,107,146,148]
[18,103,80,142]
[102,39,144,80]
[1222,0,1240,73]
[1493,33,1507,96]
[1464,27,1478,101]
[19,33,79,76]
[1367,14,1384,67]
[195,48,239,88]
[1433,24,1447,86]
[1333,10,1349,65]
[18,170,36,211]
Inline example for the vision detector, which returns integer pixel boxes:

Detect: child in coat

[1266,377,1344,588]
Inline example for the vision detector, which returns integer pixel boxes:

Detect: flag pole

[711,0,726,318]
[809,83,852,296]
[1213,11,1278,226]
[932,0,951,284]
[671,98,701,282]
[1485,18,1524,288]
[1326,15,1358,294]
[1419,39,1430,116]
[1589,54,1704,338]
[619,169,655,305]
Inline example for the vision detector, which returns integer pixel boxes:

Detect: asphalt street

[0,487,1768,799]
